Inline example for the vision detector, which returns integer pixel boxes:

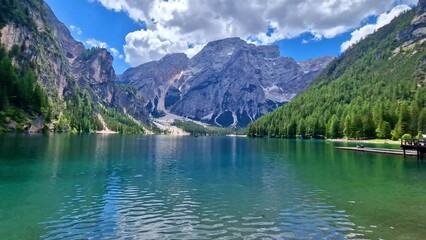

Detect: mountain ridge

[248,0,426,139]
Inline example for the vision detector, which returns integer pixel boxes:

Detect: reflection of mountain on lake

[0,135,425,239]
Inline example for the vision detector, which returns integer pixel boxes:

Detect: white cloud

[301,39,309,44]
[109,47,119,56]
[91,0,416,66]
[69,25,82,35]
[84,39,125,59]
[109,47,125,59]
[341,4,411,52]
[85,38,108,49]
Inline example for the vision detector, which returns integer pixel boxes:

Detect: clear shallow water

[0,135,426,239]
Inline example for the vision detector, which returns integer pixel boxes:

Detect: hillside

[0,0,148,133]
[247,1,426,139]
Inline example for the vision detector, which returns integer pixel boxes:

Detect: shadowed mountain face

[121,38,334,127]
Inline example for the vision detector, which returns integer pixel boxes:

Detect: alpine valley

[0,0,333,133]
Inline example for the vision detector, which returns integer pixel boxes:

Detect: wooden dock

[336,139,426,159]
[336,147,418,157]
[400,139,426,159]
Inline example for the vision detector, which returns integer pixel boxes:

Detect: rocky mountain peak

[72,48,115,85]
[195,37,248,57]
[190,37,248,70]
[397,0,426,43]
[192,37,280,62]
[157,53,189,73]
[204,37,247,48]
[160,53,189,63]
[417,0,426,15]
[120,37,334,127]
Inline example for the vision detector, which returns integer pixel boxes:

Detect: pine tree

[327,115,340,139]
[343,115,352,138]
[418,109,426,133]
[286,120,297,138]
[376,120,391,139]
[392,101,411,139]
[362,112,376,138]
[297,120,306,137]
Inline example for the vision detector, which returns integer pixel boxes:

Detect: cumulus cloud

[91,0,416,66]
[341,4,411,52]
[69,25,82,35]
[85,38,108,48]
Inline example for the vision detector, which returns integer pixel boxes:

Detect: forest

[247,9,426,140]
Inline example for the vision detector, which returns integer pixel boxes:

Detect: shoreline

[226,134,246,137]
[326,139,400,145]
[96,130,119,134]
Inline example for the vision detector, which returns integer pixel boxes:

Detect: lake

[0,134,425,239]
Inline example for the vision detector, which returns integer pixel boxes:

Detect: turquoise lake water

[0,134,425,239]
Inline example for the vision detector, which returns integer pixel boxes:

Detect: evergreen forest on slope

[248,9,426,140]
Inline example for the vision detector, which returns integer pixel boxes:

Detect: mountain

[120,38,333,127]
[247,0,426,139]
[0,0,148,133]
[0,0,333,132]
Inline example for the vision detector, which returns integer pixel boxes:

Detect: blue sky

[45,0,416,74]
[276,33,351,60]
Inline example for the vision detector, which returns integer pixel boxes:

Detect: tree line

[173,120,245,136]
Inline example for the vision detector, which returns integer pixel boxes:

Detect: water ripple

[41,180,367,240]
[39,141,370,240]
